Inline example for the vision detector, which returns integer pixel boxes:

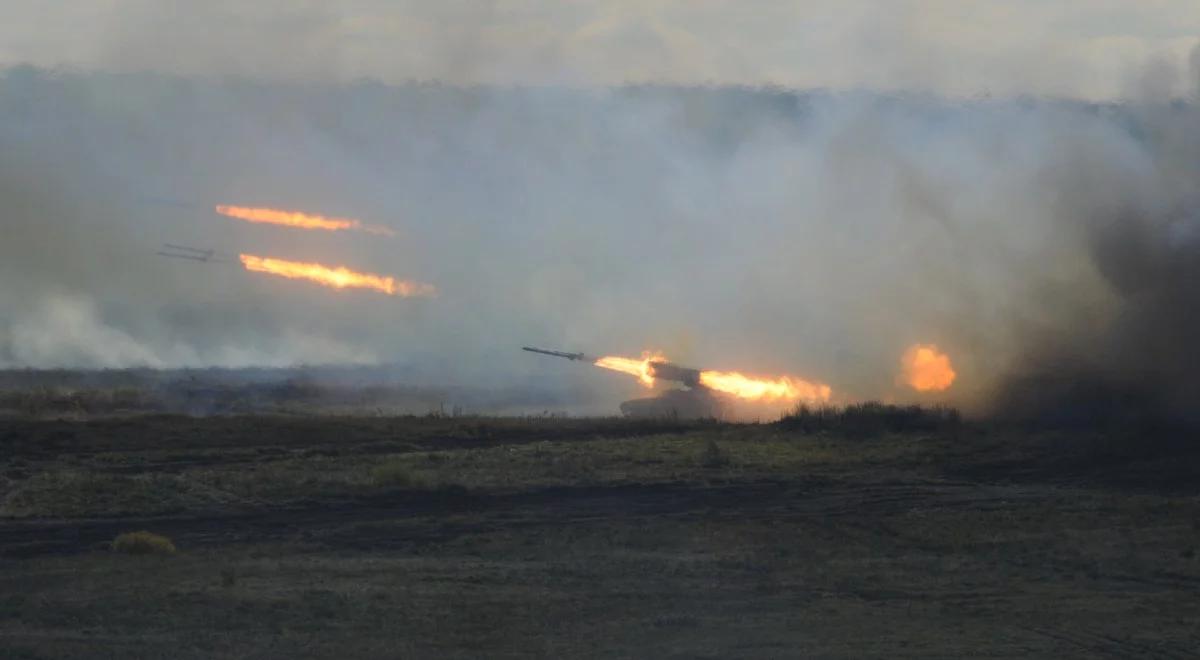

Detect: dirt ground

[2,414,1199,658]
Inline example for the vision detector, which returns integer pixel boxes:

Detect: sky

[2,0,1199,99]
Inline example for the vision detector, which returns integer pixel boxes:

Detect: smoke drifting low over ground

[1,66,1198,420]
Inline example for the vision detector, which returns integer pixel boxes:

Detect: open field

[0,368,585,418]
[2,412,1199,658]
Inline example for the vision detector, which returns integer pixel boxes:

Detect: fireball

[901,344,956,391]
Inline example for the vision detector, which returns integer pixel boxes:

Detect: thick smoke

[0,64,1197,419]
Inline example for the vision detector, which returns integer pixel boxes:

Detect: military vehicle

[522,346,730,419]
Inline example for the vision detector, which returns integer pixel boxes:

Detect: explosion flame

[901,344,956,392]
[239,254,436,297]
[216,205,395,236]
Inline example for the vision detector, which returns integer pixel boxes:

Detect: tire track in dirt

[1021,624,1200,659]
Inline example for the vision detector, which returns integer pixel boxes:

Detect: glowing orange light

[594,351,665,387]
[216,205,395,236]
[901,344,956,391]
[239,253,435,297]
[699,370,832,403]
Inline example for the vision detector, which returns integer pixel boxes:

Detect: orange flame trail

[699,370,832,403]
[593,352,665,387]
[901,344,956,391]
[216,205,395,236]
[239,254,435,297]
[593,350,833,403]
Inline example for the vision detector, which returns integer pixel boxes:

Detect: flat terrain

[1,414,1199,658]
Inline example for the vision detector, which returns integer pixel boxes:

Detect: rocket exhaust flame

[239,254,436,297]
[592,350,832,403]
[594,352,665,387]
[216,205,396,236]
[901,344,956,392]
[698,370,832,403]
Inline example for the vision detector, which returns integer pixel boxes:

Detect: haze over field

[1,2,1198,420]
[4,1,1200,99]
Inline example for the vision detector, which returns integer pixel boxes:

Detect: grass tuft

[111,531,177,555]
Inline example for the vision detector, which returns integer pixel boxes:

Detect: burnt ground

[1,415,1199,658]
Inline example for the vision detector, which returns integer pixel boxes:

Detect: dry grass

[180,429,937,501]
[0,386,156,417]
[2,413,1199,658]
[1,471,240,518]
[0,424,949,518]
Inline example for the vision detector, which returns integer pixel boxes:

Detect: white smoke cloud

[0,61,1198,418]
[7,295,166,369]
[2,295,377,369]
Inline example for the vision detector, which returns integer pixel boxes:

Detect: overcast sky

[2,1,1198,99]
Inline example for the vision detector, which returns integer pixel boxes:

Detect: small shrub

[369,460,429,488]
[699,439,730,468]
[111,531,177,555]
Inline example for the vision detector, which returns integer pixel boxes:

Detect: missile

[522,346,702,388]
[522,346,592,362]
[156,243,230,263]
